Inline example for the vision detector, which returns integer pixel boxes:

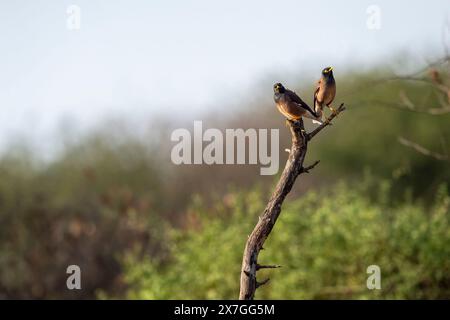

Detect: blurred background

[0,0,449,299]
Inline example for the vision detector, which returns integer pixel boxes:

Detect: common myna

[273,83,318,123]
[313,66,336,124]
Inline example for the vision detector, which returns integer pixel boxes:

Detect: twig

[308,103,346,140]
[369,100,450,115]
[256,278,270,289]
[398,136,449,161]
[300,160,320,173]
[406,55,450,77]
[399,90,415,109]
[338,55,450,99]
[371,66,450,115]
[256,264,282,270]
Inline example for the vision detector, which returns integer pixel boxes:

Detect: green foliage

[123,183,450,299]
[0,138,169,299]
[1,61,449,299]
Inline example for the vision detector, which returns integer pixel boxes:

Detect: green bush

[123,183,449,299]
[0,139,168,299]
[1,62,449,299]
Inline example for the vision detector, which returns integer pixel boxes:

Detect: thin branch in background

[399,90,415,110]
[407,55,450,78]
[426,107,450,115]
[398,136,449,161]
[397,88,450,115]
[369,97,450,115]
[382,75,449,95]
[339,54,450,100]
[367,100,450,115]
[437,94,450,109]
[385,56,450,160]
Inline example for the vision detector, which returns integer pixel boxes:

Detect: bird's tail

[303,110,322,124]
[312,106,323,125]
[314,100,322,116]
[303,102,318,118]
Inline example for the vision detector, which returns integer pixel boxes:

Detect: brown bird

[313,66,336,124]
[273,83,318,124]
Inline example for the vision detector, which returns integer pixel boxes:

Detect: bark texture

[239,103,345,300]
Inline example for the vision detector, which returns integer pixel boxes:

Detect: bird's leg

[327,104,338,116]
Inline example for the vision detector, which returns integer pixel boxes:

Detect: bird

[313,66,336,124]
[273,83,319,125]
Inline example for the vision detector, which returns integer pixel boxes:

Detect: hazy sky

[0,0,449,151]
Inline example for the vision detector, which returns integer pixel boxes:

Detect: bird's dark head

[322,66,334,78]
[273,83,285,93]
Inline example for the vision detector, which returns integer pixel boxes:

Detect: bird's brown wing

[285,89,317,117]
[276,101,303,120]
[313,80,321,112]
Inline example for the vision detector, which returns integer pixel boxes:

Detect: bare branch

[437,94,450,109]
[398,89,450,114]
[337,55,450,100]
[256,264,282,270]
[300,160,320,174]
[239,107,345,300]
[398,136,449,161]
[406,55,450,77]
[372,63,450,115]
[308,103,346,140]
[256,278,270,288]
[411,106,450,115]
[385,75,450,96]
[399,90,416,110]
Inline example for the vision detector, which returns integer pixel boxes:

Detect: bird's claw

[328,106,338,117]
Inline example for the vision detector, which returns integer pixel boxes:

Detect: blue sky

[0,0,449,151]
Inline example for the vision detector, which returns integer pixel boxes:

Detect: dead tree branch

[239,104,346,300]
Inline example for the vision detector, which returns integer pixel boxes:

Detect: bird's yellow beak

[328,66,333,71]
